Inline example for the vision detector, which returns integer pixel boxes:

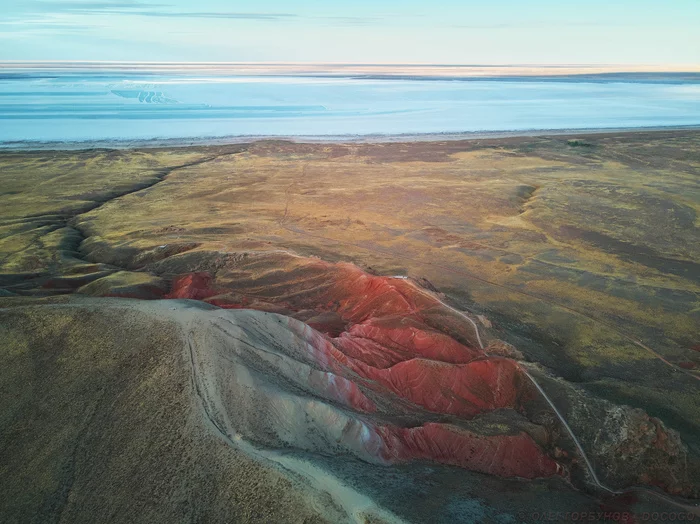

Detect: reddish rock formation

[266,310,531,420]
[163,264,566,478]
[166,255,482,348]
[163,255,692,495]
[166,260,485,375]
[380,423,562,479]
[335,317,481,368]
[166,272,220,300]
[355,357,528,418]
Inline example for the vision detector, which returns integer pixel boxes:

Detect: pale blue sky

[1,0,699,64]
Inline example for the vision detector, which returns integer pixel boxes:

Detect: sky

[1,0,699,64]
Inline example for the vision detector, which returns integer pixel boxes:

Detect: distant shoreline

[2,64,700,85]
[2,125,699,151]
[2,62,699,77]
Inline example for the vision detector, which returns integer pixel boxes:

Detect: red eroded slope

[165,259,554,478]
[168,255,479,340]
[358,357,528,418]
[379,423,562,479]
[270,315,531,419]
[167,259,483,364]
[167,264,530,419]
[336,316,481,368]
[167,272,220,300]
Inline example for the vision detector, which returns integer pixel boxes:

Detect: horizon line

[1,62,699,77]
[1,60,699,66]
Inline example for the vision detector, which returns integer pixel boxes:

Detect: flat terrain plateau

[1,130,699,522]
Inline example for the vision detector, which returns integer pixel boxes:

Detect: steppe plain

[1,130,699,522]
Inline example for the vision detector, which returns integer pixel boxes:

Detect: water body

[1,71,699,143]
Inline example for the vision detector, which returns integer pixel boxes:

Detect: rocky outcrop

[564,386,695,497]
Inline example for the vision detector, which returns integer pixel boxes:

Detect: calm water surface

[1,72,699,142]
